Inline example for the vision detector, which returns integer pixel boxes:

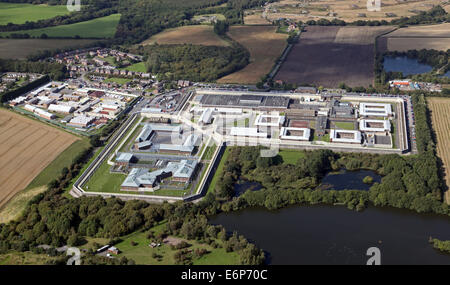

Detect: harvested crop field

[427,98,450,202]
[276,26,394,87]
[244,12,271,25]
[218,25,287,84]
[0,109,77,209]
[141,25,229,47]
[379,23,450,52]
[0,39,98,59]
[265,0,448,22]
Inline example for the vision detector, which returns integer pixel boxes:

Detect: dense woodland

[133,44,249,82]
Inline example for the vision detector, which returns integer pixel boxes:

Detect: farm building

[279,127,311,141]
[359,119,391,133]
[330,130,362,144]
[359,103,392,118]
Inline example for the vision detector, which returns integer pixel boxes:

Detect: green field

[104,77,132,84]
[0,251,59,265]
[115,222,240,265]
[278,149,305,165]
[0,3,71,25]
[120,62,147,73]
[334,121,355,130]
[1,14,121,38]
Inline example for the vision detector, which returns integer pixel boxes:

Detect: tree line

[133,43,249,82]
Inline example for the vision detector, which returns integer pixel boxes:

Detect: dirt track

[0,109,77,208]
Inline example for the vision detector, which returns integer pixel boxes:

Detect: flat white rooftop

[255,114,285,127]
[230,127,268,138]
[359,119,391,132]
[279,127,311,141]
[330,129,362,144]
[360,103,392,117]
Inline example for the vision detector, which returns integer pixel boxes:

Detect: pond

[383,56,433,76]
[318,169,381,191]
[210,205,450,265]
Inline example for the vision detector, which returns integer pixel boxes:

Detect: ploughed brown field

[140,25,229,47]
[217,25,287,84]
[276,26,394,88]
[427,98,450,203]
[0,109,77,208]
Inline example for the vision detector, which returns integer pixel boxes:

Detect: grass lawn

[115,222,240,265]
[1,14,121,38]
[334,121,355,130]
[207,147,229,194]
[0,251,59,265]
[120,62,147,73]
[84,160,126,192]
[278,149,305,165]
[0,3,70,25]
[104,77,132,84]
[201,144,217,160]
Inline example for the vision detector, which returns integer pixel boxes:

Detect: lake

[210,205,450,264]
[384,56,433,76]
[318,169,381,191]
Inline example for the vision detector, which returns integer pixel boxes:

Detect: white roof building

[330,130,362,144]
[199,108,214,124]
[359,103,392,117]
[279,127,311,141]
[359,119,391,132]
[254,114,285,127]
[68,115,95,127]
[48,104,74,113]
[230,127,268,138]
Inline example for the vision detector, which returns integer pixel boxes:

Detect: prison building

[359,119,391,133]
[165,160,198,183]
[330,130,362,144]
[359,103,392,118]
[315,116,328,137]
[285,108,316,117]
[239,95,263,105]
[121,168,171,192]
[136,140,153,150]
[199,108,214,125]
[68,115,95,128]
[34,108,55,120]
[159,144,195,155]
[116,153,134,167]
[135,124,153,143]
[255,114,286,127]
[48,104,75,114]
[230,127,268,138]
[279,127,311,141]
[331,105,354,118]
